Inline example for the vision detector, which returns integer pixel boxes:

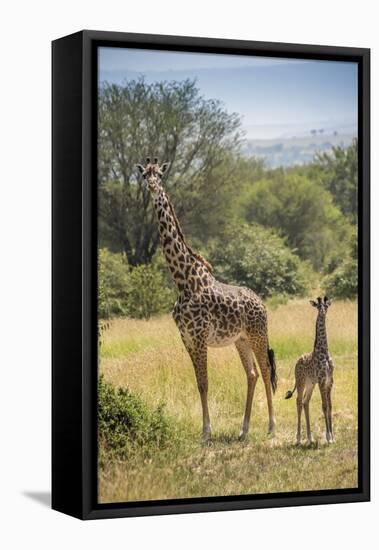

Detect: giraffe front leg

[187,344,211,443]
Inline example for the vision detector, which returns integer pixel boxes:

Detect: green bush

[322,229,358,299]
[127,263,175,320]
[98,248,176,320]
[98,376,175,459]
[322,259,357,299]
[98,248,130,318]
[208,223,311,298]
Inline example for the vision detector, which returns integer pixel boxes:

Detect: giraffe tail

[285,384,296,399]
[268,347,277,394]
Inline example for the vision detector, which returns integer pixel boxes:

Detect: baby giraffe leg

[319,384,332,443]
[303,381,315,443]
[296,380,305,444]
[235,338,259,440]
[326,386,335,443]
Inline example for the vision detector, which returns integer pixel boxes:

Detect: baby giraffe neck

[314,311,328,354]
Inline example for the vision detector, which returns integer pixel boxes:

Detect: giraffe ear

[310,300,318,307]
[161,162,170,173]
[324,296,332,307]
[136,164,145,174]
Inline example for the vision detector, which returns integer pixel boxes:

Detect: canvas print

[97,47,358,504]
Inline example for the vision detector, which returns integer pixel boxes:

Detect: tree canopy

[311,139,358,223]
[239,172,351,271]
[99,78,242,265]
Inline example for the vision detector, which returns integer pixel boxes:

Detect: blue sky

[99,47,358,140]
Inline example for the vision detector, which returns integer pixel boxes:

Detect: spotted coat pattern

[137,159,277,442]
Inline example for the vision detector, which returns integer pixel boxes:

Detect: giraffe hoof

[238,431,247,442]
[267,419,276,435]
[201,432,212,445]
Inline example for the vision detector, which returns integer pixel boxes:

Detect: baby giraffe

[285,296,335,444]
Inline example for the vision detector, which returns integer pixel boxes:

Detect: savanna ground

[98,298,358,504]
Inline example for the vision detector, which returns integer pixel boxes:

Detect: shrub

[98,248,176,320]
[208,223,310,298]
[322,229,358,299]
[98,376,175,459]
[98,248,129,318]
[323,259,357,299]
[127,263,176,319]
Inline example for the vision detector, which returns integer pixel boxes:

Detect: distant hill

[242,133,356,168]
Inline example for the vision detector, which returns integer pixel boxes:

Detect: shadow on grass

[280,440,321,452]
[204,432,242,445]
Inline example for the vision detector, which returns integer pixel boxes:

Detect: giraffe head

[310,296,332,314]
[136,157,170,194]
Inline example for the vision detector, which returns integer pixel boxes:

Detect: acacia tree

[98,78,242,265]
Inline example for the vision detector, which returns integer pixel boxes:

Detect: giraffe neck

[152,189,213,293]
[313,311,329,355]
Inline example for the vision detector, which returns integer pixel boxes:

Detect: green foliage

[98,248,129,318]
[323,259,357,300]
[98,248,175,320]
[126,263,175,320]
[208,224,310,298]
[240,171,350,271]
[180,154,266,245]
[98,78,242,264]
[323,229,358,299]
[312,139,358,223]
[98,376,175,459]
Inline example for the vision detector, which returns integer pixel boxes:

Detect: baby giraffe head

[310,296,332,314]
[136,157,170,194]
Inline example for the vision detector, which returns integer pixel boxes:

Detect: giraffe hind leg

[326,385,335,443]
[235,338,259,440]
[303,380,315,443]
[296,379,305,444]
[186,343,211,444]
[319,383,332,443]
[253,344,276,435]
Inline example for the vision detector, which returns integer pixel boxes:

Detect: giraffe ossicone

[137,158,278,443]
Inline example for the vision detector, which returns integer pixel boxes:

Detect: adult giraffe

[136,158,277,443]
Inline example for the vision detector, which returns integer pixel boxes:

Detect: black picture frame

[52,30,370,520]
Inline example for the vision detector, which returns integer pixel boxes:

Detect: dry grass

[98,298,358,503]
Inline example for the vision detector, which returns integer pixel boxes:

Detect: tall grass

[98,298,358,503]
